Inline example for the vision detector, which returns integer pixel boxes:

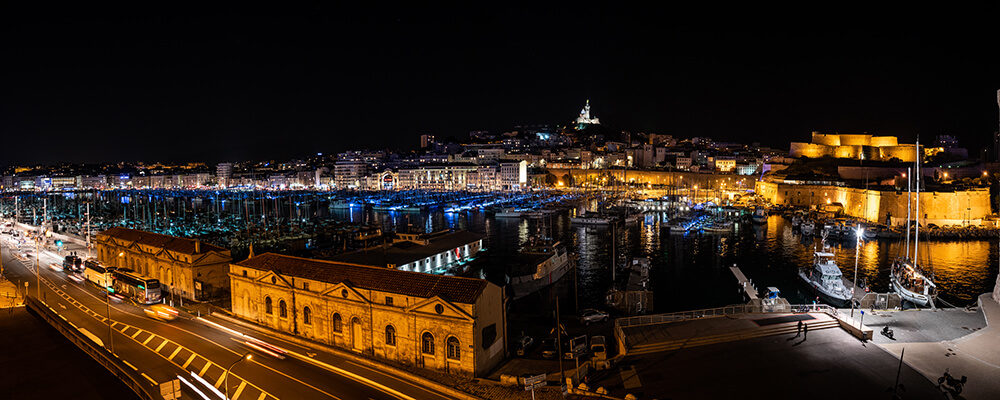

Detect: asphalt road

[1,238,457,400]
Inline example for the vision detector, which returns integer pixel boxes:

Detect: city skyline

[3,5,999,166]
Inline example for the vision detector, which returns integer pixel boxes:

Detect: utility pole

[555,296,565,395]
[86,202,91,259]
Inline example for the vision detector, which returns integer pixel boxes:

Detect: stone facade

[789,132,920,162]
[94,227,232,301]
[230,253,506,377]
[757,181,992,226]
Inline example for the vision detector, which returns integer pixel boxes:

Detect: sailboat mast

[913,139,920,264]
[905,167,911,258]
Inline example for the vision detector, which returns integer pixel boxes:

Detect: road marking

[198,362,212,377]
[143,334,156,345]
[122,360,138,371]
[286,348,412,400]
[169,346,182,360]
[214,372,226,388]
[232,381,247,400]
[131,329,142,339]
[183,354,197,368]
[257,392,267,400]
[141,373,157,386]
[155,341,168,352]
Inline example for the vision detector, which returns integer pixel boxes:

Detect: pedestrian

[803,323,808,340]
[796,320,803,337]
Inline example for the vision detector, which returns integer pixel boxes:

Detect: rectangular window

[385,296,393,306]
[481,324,497,349]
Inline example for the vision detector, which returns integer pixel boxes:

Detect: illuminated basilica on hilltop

[575,100,600,128]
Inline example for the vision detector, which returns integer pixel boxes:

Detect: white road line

[169,346,182,360]
[131,329,142,339]
[257,392,267,400]
[122,360,138,371]
[155,341,168,352]
[142,334,156,345]
[183,353,197,368]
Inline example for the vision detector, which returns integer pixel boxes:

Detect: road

[1,236,458,400]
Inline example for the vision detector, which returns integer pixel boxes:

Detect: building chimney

[195,240,201,253]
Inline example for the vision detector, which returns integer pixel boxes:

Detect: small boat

[571,211,617,225]
[798,247,852,306]
[800,221,815,235]
[606,257,654,315]
[890,258,937,307]
[494,209,523,218]
[508,239,573,300]
[751,207,767,224]
[702,221,733,233]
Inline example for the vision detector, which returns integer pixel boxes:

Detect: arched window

[385,325,396,346]
[264,297,273,314]
[332,313,342,333]
[421,332,435,355]
[303,307,312,325]
[447,337,461,360]
[279,300,287,318]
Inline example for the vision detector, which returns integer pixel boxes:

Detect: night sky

[2,4,999,166]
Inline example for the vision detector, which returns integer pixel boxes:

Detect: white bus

[84,259,115,289]
[112,269,162,305]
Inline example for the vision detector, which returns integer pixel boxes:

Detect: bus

[63,255,84,273]
[112,269,162,305]
[84,259,115,289]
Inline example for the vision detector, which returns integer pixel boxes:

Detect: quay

[590,288,1000,399]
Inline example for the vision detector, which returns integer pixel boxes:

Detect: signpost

[159,379,181,400]
[523,373,546,400]
[569,335,588,386]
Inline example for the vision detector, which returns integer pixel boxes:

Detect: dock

[730,266,758,301]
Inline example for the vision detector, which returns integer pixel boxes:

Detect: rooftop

[330,230,484,268]
[98,227,227,255]
[238,253,489,304]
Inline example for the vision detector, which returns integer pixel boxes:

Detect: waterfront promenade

[869,293,1000,399]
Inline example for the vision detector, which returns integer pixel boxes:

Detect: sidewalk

[0,278,24,308]
[877,293,1000,399]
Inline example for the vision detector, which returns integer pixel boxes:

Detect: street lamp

[225,353,253,399]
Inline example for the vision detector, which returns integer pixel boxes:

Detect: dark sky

[2,4,999,166]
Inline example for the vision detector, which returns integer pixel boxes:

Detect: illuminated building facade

[229,253,506,377]
[95,227,233,300]
[789,132,921,162]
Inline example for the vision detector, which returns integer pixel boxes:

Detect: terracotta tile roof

[98,227,227,255]
[238,253,489,304]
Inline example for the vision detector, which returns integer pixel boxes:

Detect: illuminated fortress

[789,132,921,162]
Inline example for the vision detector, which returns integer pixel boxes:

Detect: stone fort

[789,132,920,162]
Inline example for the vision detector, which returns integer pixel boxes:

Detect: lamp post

[225,353,253,399]
[851,226,863,318]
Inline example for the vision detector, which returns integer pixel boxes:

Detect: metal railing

[615,303,840,329]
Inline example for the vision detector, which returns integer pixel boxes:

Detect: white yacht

[508,239,573,300]
[798,248,851,306]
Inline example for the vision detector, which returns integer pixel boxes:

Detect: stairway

[627,318,840,356]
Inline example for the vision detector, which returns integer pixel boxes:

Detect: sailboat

[890,140,938,307]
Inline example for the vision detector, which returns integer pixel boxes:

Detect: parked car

[579,308,609,325]
[515,335,536,356]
